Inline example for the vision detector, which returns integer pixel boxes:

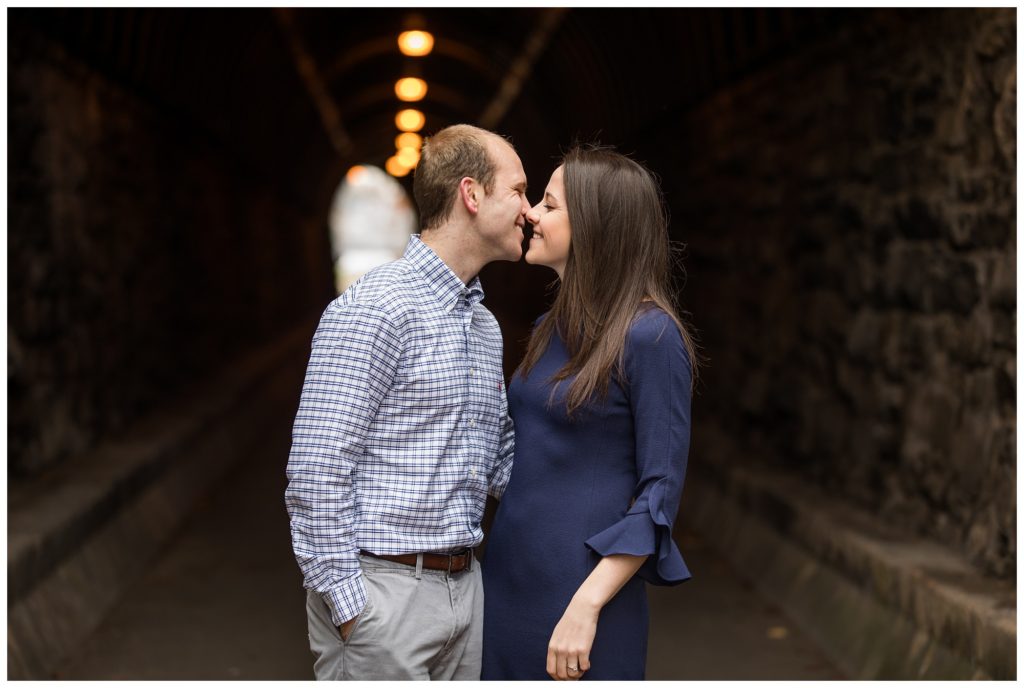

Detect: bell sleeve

[583,312,693,586]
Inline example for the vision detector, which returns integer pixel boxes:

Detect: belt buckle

[447,548,468,574]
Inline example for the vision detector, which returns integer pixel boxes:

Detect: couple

[285,124,696,681]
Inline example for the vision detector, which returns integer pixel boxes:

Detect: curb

[7,322,314,679]
[685,446,1015,679]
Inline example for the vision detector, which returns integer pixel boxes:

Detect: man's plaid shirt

[285,235,514,626]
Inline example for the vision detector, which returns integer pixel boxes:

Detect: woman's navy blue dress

[481,307,692,680]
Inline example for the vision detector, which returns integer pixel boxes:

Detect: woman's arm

[546,553,648,680]
[546,314,693,680]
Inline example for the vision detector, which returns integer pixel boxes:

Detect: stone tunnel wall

[8,27,335,478]
[649,8,1015,577]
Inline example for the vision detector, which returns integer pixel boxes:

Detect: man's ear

[458,177,480,215]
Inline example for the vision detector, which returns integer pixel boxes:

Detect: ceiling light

[385,155,412,177]
[395,132,423,150]
[395,109,425,132]
[398,30,434,57]
[396,147,421,168]
[395,77,428,102]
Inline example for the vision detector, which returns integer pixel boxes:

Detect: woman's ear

[458,177,480,215]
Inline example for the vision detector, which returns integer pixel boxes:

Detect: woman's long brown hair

[518,144,700,416]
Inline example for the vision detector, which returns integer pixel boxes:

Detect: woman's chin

[524,249,544,267]
[525,257,562,278]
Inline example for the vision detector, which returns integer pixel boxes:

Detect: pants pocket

[340,588,374,646]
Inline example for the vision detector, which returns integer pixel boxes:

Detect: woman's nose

[526,204,541,223]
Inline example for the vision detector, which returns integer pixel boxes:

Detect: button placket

[464,314,489,485]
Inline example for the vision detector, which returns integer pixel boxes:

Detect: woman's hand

[544,554,650,680]
[546,597,599,680]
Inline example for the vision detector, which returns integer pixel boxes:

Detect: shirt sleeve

[284,303,402,625]
[583,313,692,586]
[490,312,547,499]
[488,378,515,500]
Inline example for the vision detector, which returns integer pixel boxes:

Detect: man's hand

[338,615,360,642]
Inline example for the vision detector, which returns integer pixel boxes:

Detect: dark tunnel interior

[6,7,1016,680]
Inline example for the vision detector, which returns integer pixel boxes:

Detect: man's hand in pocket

[339,615,359,642]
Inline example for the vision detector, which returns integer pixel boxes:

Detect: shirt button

[470,368,476,377]
[470,469,478,477]
[469,419,477,427]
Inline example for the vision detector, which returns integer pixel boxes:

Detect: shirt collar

[404,235,485,313]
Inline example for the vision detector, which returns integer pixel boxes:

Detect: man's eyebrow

[514,180,527,192]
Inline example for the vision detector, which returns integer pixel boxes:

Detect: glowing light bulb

[395,109,425,132]
[395,132,423,150]
[398,30,434,57]
[386,155,412,177]
[395,77,428,102]
[396,146,421,168]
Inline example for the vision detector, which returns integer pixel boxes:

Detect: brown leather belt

[360,548,474,573]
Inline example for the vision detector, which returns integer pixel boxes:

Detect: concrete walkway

[56,424,843,680]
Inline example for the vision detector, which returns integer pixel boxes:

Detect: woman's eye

[543,204,554,211]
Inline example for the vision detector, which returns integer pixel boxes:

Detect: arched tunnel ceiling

[11,7,852,213]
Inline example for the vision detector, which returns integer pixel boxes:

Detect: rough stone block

[947,210,1013,249]
[949,308,994,366]
[932,255,982,315]
[902,380,960,463]
[896,197,945,240]
[947,410,996,499]
[995,357,1015,409]
[993,64,1015,167]
[989,249,1015,310]
[991,310,1014,350]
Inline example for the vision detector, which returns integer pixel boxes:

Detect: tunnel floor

[54,419,845,680]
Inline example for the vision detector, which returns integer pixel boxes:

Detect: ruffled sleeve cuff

[584,484,691,586]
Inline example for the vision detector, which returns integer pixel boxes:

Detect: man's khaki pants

[305,553,483,680]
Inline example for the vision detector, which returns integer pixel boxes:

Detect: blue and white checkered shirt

[285,235,515,627]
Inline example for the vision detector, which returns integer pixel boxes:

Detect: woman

[481,145,698,680]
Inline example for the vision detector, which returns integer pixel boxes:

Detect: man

[285,124,528,680]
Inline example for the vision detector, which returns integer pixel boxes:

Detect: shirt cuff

[488,478,508,500]
[322,574,368,627]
